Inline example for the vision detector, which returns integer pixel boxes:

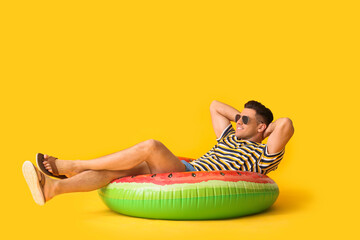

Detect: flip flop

[36,153,67,179]
[22,161,46,205]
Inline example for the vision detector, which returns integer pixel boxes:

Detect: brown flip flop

[36,153,67,179]
[22,161,46,205]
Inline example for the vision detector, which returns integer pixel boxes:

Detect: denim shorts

[181,160,197,172]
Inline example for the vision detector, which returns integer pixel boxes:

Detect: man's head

[235,100,273,142]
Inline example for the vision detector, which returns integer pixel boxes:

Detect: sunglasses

[235,114,264,125]
[235,114,250,124]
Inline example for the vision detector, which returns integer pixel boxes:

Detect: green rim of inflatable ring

[98,157,279,220]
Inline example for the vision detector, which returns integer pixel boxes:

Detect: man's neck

[242,135,263,143]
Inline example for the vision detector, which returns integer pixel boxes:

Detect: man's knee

[143,139,163,152]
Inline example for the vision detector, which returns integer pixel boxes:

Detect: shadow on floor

[263,186,313,216]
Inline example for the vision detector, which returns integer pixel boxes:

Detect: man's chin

[236,133,253,141]
[235,133,243,140]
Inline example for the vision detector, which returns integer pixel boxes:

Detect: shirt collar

[235,136,261,146]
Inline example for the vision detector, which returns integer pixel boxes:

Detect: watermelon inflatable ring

[98,157,279,220]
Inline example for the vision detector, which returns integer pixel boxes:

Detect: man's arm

[210,100,240,139]
[263,118,294,154]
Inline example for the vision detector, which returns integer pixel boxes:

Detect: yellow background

[1,1,358,239]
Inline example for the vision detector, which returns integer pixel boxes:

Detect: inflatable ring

[98,157,279,220]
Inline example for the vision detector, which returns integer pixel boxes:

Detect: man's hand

[263,122,274,139]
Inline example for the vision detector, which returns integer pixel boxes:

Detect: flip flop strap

[48,156,60,176]
[39,170,46,201]
[39,172,45,186]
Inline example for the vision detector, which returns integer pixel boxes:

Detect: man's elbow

[280,118,295,136]
[210,100,219,111]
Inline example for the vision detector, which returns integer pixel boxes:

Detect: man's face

[235,108,262,140]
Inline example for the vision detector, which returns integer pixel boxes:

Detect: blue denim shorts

[181,160,197,172]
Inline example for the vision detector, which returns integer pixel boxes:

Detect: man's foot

[42,154,80,178]
[22,161,56,205]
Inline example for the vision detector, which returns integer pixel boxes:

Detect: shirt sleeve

[258,145,285,174]
[216,123,235,143]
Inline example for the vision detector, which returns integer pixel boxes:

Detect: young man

[23,100,294,205]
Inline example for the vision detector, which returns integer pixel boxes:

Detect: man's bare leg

[43,139,186,177]
[44,162,151,202]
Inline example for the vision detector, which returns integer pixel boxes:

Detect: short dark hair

[244,100,273,126]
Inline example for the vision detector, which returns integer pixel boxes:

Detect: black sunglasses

[235,114,264,125]
[235,114,249,124]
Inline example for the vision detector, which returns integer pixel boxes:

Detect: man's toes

[43,161,49,168]
[44,164,53,173]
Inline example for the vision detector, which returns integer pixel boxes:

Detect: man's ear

[258,123,267,133]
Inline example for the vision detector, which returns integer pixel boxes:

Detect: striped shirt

[189,123,285,175]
